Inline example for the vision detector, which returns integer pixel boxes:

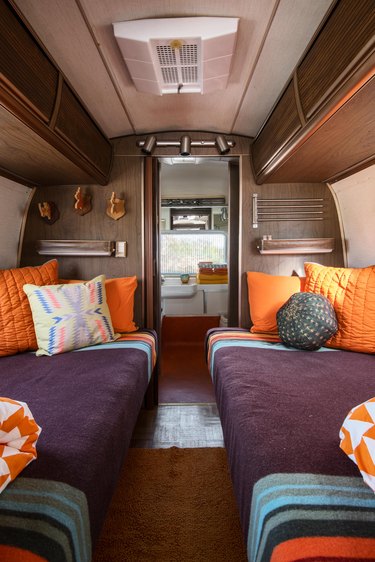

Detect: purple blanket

[0,337,154,561]
[208,332,375,561]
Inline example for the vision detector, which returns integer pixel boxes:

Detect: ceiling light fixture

[180,135,191,156]
[141,135,157,155]
[215,135,230,155]
[136,137,235,155]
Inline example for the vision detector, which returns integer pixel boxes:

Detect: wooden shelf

[257,237,335,255]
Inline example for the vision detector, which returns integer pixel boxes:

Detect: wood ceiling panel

[76,0,278,134]
[11,0,332,138]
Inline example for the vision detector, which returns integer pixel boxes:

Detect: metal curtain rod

[136,140,236,148]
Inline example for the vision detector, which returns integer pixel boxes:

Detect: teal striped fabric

[0,477,91,562]
[248,473,375,562]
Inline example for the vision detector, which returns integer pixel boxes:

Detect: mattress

[0,331,157,562]
[207,329,375,562]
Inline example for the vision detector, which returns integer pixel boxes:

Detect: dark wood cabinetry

[55,83,112,176]
[252,81,301,176]
[0,1,58,123]
[252,0,375,184]
[0,1,112,186]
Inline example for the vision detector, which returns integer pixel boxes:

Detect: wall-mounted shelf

[36,240,127,257]
[257,237,334,255]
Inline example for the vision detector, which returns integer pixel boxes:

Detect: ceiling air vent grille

[113,17,239,95]
[154,40,201,91]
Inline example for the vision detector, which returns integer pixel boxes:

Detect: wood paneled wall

[21,149,145,325]
[21,133,344,329]
[239,158,344,326]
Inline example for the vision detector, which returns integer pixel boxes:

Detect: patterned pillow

[23,275,119,356]
[340,397,375,492]
[276,292,338,351]
[0,397,41,494]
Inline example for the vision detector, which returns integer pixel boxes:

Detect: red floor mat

[159,316,220,403]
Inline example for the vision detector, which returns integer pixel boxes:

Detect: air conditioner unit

[113,17,239,95]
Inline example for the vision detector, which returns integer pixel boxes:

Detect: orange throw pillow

[247,272,303,333]
[59,276,138,333]
[304,262,375,353]
[0,260,58,356]
[104,276,138,333]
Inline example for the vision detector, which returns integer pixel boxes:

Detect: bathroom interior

[158,157,231,403]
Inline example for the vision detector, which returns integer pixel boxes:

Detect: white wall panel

[329,165,375,267]
[0,177,34,269]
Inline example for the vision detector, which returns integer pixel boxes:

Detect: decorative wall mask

[106,192,126,220]
[74,187,92,216]
[38,201,59,225]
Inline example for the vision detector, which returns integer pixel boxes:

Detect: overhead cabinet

[0,1,112,186]
[252,0,375,184]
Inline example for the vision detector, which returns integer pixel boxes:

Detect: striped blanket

[0,331,156,561]
[206,329,375,561]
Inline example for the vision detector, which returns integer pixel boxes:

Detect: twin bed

[0,332,156,561]
[207,329,375,561]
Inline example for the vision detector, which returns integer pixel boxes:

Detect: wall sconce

[180,135,191,156]
[215,135,230,155]
[141,135,157,155]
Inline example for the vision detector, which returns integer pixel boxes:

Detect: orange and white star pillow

[0,397,41,494]
[340,397,375,492]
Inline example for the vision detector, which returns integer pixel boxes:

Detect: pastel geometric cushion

[340,397,375,492]
[0,397,41,494]
[23,275,119,356]
[276,292,338,351]
[0,260,58,357]
[59,276,138,333]
[304,262,375,353]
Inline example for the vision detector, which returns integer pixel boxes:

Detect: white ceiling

[14,0,333,139]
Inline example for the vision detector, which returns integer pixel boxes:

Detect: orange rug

[93,447,247,562]
[159,316,220,403]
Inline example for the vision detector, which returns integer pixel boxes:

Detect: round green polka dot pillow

[276,292,338,351]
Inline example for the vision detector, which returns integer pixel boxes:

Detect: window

[160,231,227,274]
[170,207,211,230]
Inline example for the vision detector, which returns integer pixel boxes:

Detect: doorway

[154,156,239,403]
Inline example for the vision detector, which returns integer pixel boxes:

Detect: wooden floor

[131,403,224,448]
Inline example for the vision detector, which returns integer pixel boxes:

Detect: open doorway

[157,156,239,403]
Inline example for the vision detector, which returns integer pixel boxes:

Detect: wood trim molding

[292,70,306,126]
[17,186,36,266]
[326,182,348,267]
[0,163,35,187]
[49,72,63,130]
[144,157,154,329]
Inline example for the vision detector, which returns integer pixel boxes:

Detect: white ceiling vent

[113,17,239,95]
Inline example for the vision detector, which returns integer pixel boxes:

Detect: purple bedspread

[211,339,375,561]
[0,344,151,556]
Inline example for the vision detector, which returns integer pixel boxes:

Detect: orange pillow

[59,276,138,333]
[0,260,58,357]
[304,262,375,353]
[247,271,304,333]
[104,277,138,333]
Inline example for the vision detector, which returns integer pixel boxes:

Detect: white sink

[161,282,197,298]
